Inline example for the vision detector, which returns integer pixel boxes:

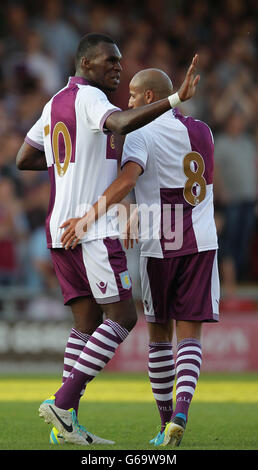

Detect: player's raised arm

[105,55,200,135]
[176,54,200,101]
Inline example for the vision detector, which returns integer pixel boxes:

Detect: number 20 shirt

[121,108,218,258]
[25,76,121,248]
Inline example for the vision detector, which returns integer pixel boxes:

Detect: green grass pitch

[0,371,258,451]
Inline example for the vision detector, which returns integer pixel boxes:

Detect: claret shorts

[51,237,132,305]
[140,250,219,324]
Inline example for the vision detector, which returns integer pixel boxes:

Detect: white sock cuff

[71,328,91,344]
[177,338,201,350]
[149,342,172,349]
[105,319,129,342]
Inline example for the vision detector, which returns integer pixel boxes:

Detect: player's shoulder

[77,83,108,101]
[194,118,214,144]
[40,95,53,119]
[174,107,209,128]
[174,108,214,143]
[124,125,148,146]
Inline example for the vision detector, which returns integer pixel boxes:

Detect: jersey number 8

[183,151,206,206]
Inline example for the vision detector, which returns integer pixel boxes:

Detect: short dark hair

[75,33,115,68]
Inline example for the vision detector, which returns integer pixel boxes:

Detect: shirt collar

[68,76,90,86]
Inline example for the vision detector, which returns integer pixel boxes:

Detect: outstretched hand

[178,54,200,102]
[60,217,83,250]
[122,207,139,250]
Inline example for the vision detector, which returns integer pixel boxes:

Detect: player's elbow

[123,176,137,194]
[16,142,30,170]
[16,150,26,170]
[16,142,47,171]
[116,124,132,135]
[120,162,142,194]
[108,122,130,136]
[105,112,132,135]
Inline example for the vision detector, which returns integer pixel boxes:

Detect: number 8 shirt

[25,76,121,248]
[121,108,218,259]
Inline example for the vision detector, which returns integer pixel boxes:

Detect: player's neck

[74,71,99,90]
[75,70,88,79]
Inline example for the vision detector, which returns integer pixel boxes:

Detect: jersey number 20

[52,122,72,177]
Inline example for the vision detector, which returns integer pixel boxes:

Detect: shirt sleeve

[121,129,148,173]
[80,85,121,132]
[25,115,44,151]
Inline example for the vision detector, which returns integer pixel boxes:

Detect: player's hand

[60,217,85,250]
[122,209,139,250]
[178,54,200,102]
[124,235,138,250]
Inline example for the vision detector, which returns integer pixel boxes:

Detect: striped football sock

[54,319,129,410]
[62,328,90,415]
[173,338,202,421]
[148,342,175,431]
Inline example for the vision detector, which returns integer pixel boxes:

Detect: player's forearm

[84,175,135,230]
[106,98,171,135]
[16,142,47,171]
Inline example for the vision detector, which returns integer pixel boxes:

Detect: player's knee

[124,308,138,332]
[117,300,137,332]
[106,298,138,333]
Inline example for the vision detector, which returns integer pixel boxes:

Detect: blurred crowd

[0,0,257,310]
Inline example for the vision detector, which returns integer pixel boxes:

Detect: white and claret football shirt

[25,76,121,248]
[121,108,218,258]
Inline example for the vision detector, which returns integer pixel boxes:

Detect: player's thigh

[139,256,176,324]
[50,246,93,306]
[174,250,220,323]
[51,239,136,331]
[82,237,133,305]
[83,238,137,330]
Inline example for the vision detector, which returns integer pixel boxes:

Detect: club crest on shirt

[110,134,115,149]
[119,270,131,290]
[106,134,117,160]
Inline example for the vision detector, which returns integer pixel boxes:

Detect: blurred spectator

[20,175,50,232]
[214,111,257,296]
[32,0,80,80]
[15,81,49,135]
[0,129,24,193]
[2,3,29,59]
[23,29,63,96]
[0,177,28,285]
[212,37,256,127]
[88,2,123,39]
[147,38,175,76]
[65,0,91,36]
[26,225,58,291]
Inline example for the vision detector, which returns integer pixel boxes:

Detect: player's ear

[81,56,91,71]
[144,89,154,104]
